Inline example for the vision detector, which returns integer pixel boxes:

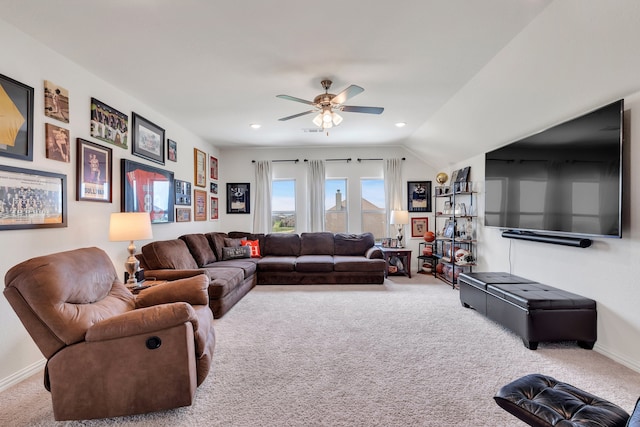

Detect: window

[272,179,296,233]
[361,179,386,239]
[325,179,347,233]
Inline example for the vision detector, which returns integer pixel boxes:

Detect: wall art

[210,155,218,180]
[210,196,218,220]
[194,189,207,221]
[411,217,429,237]
[176,207,191,222]
[175,179,191,205]
[77,138,112,203]
[167,139,177,162]
[44,80,69,123]
[0,73,34,161]
[45,123,70,162]
[226,182,250,214]
[0,165,66,230]
[194,148,206,187]
[90,97,128,149]
[131,112,165,164]
[121,159,174,223]
[407,181,432,212]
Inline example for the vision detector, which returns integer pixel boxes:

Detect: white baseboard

[0,358,46,393]
[595,344,640,374]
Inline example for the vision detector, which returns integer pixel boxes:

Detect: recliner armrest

[139,268,210,281]
[365,246,383,259]
[85,302,198,342]
[135,274,209,308]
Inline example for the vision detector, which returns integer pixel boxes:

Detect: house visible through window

[361,179,386,240]
[325,179,347,233]
[272,179,296,233]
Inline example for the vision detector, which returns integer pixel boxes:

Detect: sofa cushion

[222,246,251,260]
[205,232,228,261]
[204,268,245,299]
[257,256,297,272]
[334,232,375,256]
[206,259,258,278]
[179,233,217,267]
[295,255,334,273]
[224,237,246,247]
[264,233,301,256]
[141,239,198,270]
[300,232,335,255]
[334,255,386,272]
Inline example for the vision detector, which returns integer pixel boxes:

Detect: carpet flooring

[1,274,639,426]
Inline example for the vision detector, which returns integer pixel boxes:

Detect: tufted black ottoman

[495,374,630,427]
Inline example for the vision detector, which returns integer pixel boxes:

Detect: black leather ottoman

[487,282,596,350]
[495,374,630,427]
[459,272,535,315]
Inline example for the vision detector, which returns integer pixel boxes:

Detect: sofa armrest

[136,274,209,308]
[365,246,383,259]
[142,268,210,281]
[85,302,198,342]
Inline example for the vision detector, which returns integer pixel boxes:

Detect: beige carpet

[2,274,640,426]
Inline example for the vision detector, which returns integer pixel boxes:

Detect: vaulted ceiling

[2,1,640,168]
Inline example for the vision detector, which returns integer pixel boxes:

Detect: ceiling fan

[277,79,384,130]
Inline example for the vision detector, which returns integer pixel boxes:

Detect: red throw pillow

[241,239,261,258]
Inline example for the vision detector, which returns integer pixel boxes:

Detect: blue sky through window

[272,180,295,211]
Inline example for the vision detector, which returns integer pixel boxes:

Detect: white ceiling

[3,1,640,168]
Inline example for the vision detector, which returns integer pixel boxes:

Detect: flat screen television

[484,99,623,239]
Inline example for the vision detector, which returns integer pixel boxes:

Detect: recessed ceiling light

[395,122,407,128]
[250,123,261,129]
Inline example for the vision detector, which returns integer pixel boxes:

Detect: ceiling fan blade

[331,85,364,105]
[341,105,384,114]
[276,94,316,106]
[278,110,316,121]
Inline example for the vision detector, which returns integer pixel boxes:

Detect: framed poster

[175,179,191,205]
[44,80,69,123]
[121,159,174,223]
[0,165,66,230]
[131,112,165,165]
[210,155,218,180]
[210,196,219,220]
[407,181,432,212]
[90,98,128,149]
[226,183,250,214]
[176,207,191,222]
[76,138,112,203]
[194,189,207,221]
[45,123,70,163]
[210,182,218,194]
[0,73,34,161]
[194,148,206,187]
[411,217,429,237]
[167,139,177,162]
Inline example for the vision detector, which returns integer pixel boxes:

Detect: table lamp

[109,212,153,287]
[390,210,409,248]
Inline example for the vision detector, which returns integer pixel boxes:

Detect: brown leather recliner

[3,247,216,421]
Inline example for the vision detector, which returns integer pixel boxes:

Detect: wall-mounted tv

[484,99,623,239]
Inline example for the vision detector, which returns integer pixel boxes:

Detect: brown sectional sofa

[137,231,385,318]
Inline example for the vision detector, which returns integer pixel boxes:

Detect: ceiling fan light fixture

[312,113,323,127]
[322,109,333,123]
[332,112,343,126]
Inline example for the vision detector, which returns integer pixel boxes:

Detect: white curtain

[253,160,272,234]
[384,158,403,236]
[307,160,325,232]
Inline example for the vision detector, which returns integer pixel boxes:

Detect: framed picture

[194,189,207,221]
[210,196,219,220]
[408,181,432,212]
[167,139,177,162]
[210,182,218,194]
[176,207,191,222]
[226,183,250,214]
[121,159,174,223]
[45,123,70,163]
[411,217,429,237]
[454,166,471,192]
[443,220,456,238]
[175,179,191,205]
[131,112,165,165]
[0,74,34,161]
[44,81,69,123]
[210,155,218,180]
[0,165,66,230]
[90,98,128,149]
[194,148,206,187]
[76,138,112,203]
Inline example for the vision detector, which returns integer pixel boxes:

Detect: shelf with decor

[417,241,436,276]
[433,178,476,288]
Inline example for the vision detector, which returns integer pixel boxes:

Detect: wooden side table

[378,247,412,278]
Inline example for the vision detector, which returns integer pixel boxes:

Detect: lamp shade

[109,212,153,242]
[390,209,409,225]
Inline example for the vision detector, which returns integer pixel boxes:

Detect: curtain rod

[357,157,406,162]
[251,159,299,163]
[304,158,352,163]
